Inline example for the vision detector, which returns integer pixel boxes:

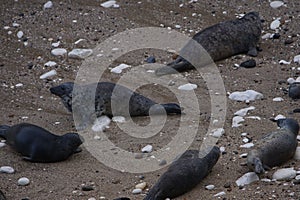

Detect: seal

[247,118,299,174]
[289,82,300,99]
[155,12,262,75]
[0,190,6,200]
[0,123,84,163]
[144,146,220,200]
[50,82,182,117]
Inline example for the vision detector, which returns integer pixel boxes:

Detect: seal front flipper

[247,47,258,57]
[155,57,194,76]
[161,103,182,115]
[0,125,10,139]
[253,157,265,174]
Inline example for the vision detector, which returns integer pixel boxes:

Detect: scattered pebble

[273,97,283,102]
[261,178,272,182]
[205,185,215,190]
[132,188,142,194]
[271,33,280,39]
[92,116,111,132]
[239,153,248,158]
[15,83,23,87]
[159,159,167,166]
[43,1,53,9]
[0,166,15,174]
[0,142,5,148]
[18,177,30,186]
[213,191,226,197]
[12,23,20,27]
[112,116,125,123]
[270,18,281,30]
[141,145,153,153]
[145,56,156,63]
[178,83,197,91]
[175,25,181,29]
[44,61,57,67]
[272,168,296,181]
[240,143,254,148]
[68,49,93,59]
[232,116,244,127]
[101,0,119,8]
[229,90,263,102]
[135,182,147,190]
[51,41,60,47]
[293,147,300,160]
[236,172,259,187]
[82,185,94,191]
[242,138,250,143]
[51,48,67,56]
[234,106,255,117]
[274,114,286,120]
[17,31,24,39]
[270,1,284,8]
[110,63,131,74]
[220,146,226,153]
[279,60,290,65]
[240,59,256,68]
[262,33,272,39]
[294,55,300,63]
[210,128,225,138]
[39,69,57,79]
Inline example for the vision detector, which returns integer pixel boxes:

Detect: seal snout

[50,82,74,97]
[276,118,299,135]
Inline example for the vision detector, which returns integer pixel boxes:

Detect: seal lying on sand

[0,123,83,162]
[155,12,262,75]
[144,146,220,200]
[247,118,299,174]
[50,82,182,117]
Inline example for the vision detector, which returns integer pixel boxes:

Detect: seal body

[50,82,182,117]
[144,146,220,200]
[0,123,83,162]
[289,82,300,99]
[155,12,262,75]
[247,118,299,174]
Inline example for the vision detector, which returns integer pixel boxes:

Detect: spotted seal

[0,123,83,162]
[144,146,220,200]
[50,82,182,117]
[155,12,262,75]
[247,118,299,174]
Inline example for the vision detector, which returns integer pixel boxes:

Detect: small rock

[15,83,23,87]
[205,185,215,190]
[262,33,272,39]
[17,31,24,38]
[294,55,300,63]
[110,63,131,74]
[68,49,93,59]
[236,172,259,187]
[44,61,57,67]
[284,39,294,45]
[272,168,296,181]
[82,185,94,191]
[270,1,284,8]
[145,56,156,63]
[240,143,254,148]
[224,182,231,188]
[92,116,111,132]
[159,159,167,166]
[51,48,67,56]
[229,90,263,102]
[240,59,256,68]
[0,142,5,148]
[132,188,142,194]
[232,116,244,127]
[270,18,281,30]
[175,25,181,29]
[51,41,60,47]
[279,60,290,65]
[178,83,197,91]
[293,147,300,160]
[273,97,283,102]
[141,145,153,153]
[0,166,15,174]
[274,114,286,120]
[112,116,126,123]
[135,182,147,190]
[261,178,271,182]
[40,69,57,79]
[210,128,224,138]
[43,1,53,9]
[289,83,300,99]
[295,175,300,180]
[18,177,30,186]
[101,0,119,8]
[271,33,280,39]
[213,191,226,197]
[234,106,255,117]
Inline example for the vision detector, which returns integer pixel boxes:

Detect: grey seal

[247,118,299,174]
[0,123,83,162]
[288,82,300,99]
[144,146,220,200]
[50,82,182,117]
[155,12,262,75]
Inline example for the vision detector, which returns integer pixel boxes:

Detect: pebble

[213,191,226,197]
[240,143,254,148]
[294,55,300,63]
[110,63,131,74]
[240,59,256,68]
[159,159,167,166]
[15,83,23,87]
[272,97,283,102]
[0,166,15,174]
[88,198,96,200]
[135,182,147,190]
[43,1,53,9]
[0,142,5,148]
[229,90,263,102]
[101,0,119,8]
[178,83,197,91]
[274,114,286,120]
[287,78,295,84]
[271,33,280,39]
[44,61,57,67]
[234,106,255,117]
[18,177,30,186]
[242,138,250,143]
[210,128,225,138]
[270,18,281,30]
[262,33,272,39]
[39,69,57,79]
[92,116,111,132]
[68,49,93,59]
[175,25,181,29]
[279,60,290,65]
[145,56,156,63]
[261,178,272,182]
[220,146,226,153]
[293,147,300,160]
[232,116,244,127]
[82,185,94,191]
[239,153,248,158]
[284,39,294,45]
[17,31,24,38]
[112,116,125,123]
[141,145,153,153]
[270,1,284,8]
[12,23,20,27]
[51,41,60,47]
[272,168,296,181]
[51,48,67,56]
[236,172,259,187]
[132,188,142,194]
[205,185,215,190]
[295,175,300,180]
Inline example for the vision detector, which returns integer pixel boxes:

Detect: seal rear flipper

[0,125,10,139]
[155,60,194,76]
[253,157,265,174]
[247,47,258,57]
[161,103,182,115]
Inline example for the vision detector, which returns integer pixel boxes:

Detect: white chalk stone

[232,116,244,127]
[92,116,111,132]
[178,83,197,91]
[43,1,53,9]
[287,78,296,84]
[270,1,284,8]
[272,168,296,181]
[273,97,283,102]
[240,143,254,148]
[18,177,30,186]
[132,188,142,194]
[229,90,263,102]
[262,33,272,39]
[68,48,93,59]
[274,114,286,120]
[51,48,67,56]
[0,142,5,148]
[279,60,291,65]
[142,145,153,153]
[294,55,300,63]
[110,63,131,74]
[294,147,300,160]
[205,184,215,190]
[236,172,259,187]
[112,116,125,123]
[135,182,147,190]
[210,128,225,138]
[17,31,23,38]
[0,166,15,174]
[234,106,255,116]
[39,69,57,79]
[44,61,57,67]
[101,0,119,8]
[270,18,281,30]
[214,191,226,197]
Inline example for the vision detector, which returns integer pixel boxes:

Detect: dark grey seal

[247,118,299,174]
[0,123,83,163]
[50,82,182,117]
[155,12,262,75]
[0,190,6,200]
[289,82,300,99]
[144,146,220,200]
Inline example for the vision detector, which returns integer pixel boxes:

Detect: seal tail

[155,57,193,76]
[0,125,10,139]
[161,103,182,115]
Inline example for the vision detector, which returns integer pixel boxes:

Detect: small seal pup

[50,82,182,117]
[144,146,220,200]
[0,123,83,162]
[247,118,299,174]
[288,82,300,99]
[155,12,262,75]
